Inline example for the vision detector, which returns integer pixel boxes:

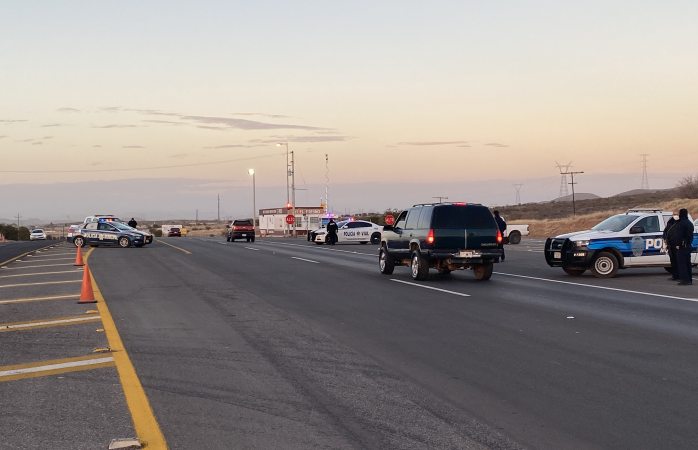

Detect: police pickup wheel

[118,236,131,248]
[591,251,619,278]
[379,247,395,275]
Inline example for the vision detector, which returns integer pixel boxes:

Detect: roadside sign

[385,214,395,226]
[285,214,295,225]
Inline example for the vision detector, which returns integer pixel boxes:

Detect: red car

[168,227,182,237]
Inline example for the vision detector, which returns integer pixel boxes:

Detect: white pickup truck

[503,222,529,244]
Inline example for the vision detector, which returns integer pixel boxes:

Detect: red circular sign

[385,214,395,225]
[285,214,295,225]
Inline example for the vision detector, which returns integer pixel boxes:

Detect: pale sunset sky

[1,1,697,221]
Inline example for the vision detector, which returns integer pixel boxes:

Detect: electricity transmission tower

[640,154,649,190]
[555,161,573,198]
[514,184,523,205]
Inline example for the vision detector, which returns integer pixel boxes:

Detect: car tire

[251,237,255,243]
[370,232,381,245]
[591,251,619,278]
[508,231,521,245]
[379,247,395,275]
[118,236,131,248]
[410,250,429,281]
[473,262,493,280]
[73,236,85,248]
[226,236,231,242]
[563,267,585,276]
[360,241,368,244]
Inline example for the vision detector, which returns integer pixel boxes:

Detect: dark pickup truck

[227,219,255,242]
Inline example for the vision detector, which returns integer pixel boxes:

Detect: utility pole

[217,194,220,222]
[324,153,329,214]
[16,213,21,240]
[432,196,448,203]
[640,153,649,190]
[291,149,296,237]
[561,171,584,215]
[195,209,198,224]
[514,184,523,205]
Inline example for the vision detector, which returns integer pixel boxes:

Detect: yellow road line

[0,354,115,383]
[156,239,191,255]
[0,294,80,305]
[87,250,169,448]
[0,269,83,279]
[0,315,102,333]
[0,280,81,289]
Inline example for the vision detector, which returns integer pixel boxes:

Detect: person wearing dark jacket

[493,210,507,262]
[673,208,695,285]
[326,219,338,245]
[663,215,678,280]
[128,218,138,228]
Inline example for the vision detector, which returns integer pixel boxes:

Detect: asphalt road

[0,240,56,263]
[84,237,698,449]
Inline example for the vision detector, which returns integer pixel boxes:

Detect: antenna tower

[640,153,649,190]
[555,161,573,198]
[514,184,523,205]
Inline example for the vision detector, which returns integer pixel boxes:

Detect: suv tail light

[426,229,435,244]
[496,230,503,244]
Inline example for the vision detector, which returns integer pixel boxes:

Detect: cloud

[99,106,122,112]
[122,145,144,149]
[0,135,6,139]
[125,108,179,117]
[92,145,102,148]
[0,119,27,123]
[196,125,227,131]
[398,140,469,146]
[250,135,350,144]
[169,153,188,158]
[230,112,291,119]
[42,136,54,140]
[41,123,63,127]
[89,161,103,167]
[142,119,186,126]
[485,142,509,148]
[57,107,80,113]
[182,114,326,131]
[32,142,43,146]
[93,124,140,129]
[203,144,261,149]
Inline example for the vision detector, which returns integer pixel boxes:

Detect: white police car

[312,220,382,245]
[545,208,698,278]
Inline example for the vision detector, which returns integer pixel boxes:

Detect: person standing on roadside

[493,210,507,262]
[674,208,695,285]
[663,214,678,280]
[326,218,338,245]
[128,217,138,228]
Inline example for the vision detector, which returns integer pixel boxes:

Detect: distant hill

[552,193,600,202]
[613,188,668,197]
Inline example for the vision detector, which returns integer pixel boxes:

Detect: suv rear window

[233,220,252,226]
[432,205,495,229]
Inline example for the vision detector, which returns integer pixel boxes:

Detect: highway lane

[90,237,698,449]
[0,240,56,264]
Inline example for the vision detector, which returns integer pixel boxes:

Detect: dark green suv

[379,203,503,280]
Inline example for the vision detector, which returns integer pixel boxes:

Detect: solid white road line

[0,294,80,305]
[244,247,260,251]
[494,272,698,303]
[390,279,471,297]
[0,357,114,378]
[27,253,75,257]
[291,256,320,264]
[0,280,82,289]
[262,241,376,257]
[16,257,75,263]
[1,316,101,331]
[0,263,77,270]
[0,269,82,279]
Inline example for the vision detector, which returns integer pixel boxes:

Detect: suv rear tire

[473,262,493,280]
[410,250,429,281]
[379,247,395,275]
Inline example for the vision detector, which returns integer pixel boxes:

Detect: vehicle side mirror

[383,225,393,232]
[630,225,645,234]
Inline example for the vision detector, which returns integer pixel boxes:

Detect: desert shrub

[676,175,698,198]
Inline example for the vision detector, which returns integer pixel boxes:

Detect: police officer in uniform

[663,214,678,280]
[674,208,694,285]
[326,218,338,245]
[128,217,138,228]
[493,210,507,261]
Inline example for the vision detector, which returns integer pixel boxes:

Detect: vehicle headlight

[574,240,589,248]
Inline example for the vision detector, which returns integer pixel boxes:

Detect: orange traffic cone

[78,263,97,304]
[74,245,84,267]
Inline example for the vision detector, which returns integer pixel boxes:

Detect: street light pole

[277,142,290,236]
[248,169,256,236]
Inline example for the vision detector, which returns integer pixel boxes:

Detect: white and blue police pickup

[545,209,698,278]
[312,220,383,245]
[68,220,146,248]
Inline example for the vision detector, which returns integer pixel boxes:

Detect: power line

[0,153,280,174]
